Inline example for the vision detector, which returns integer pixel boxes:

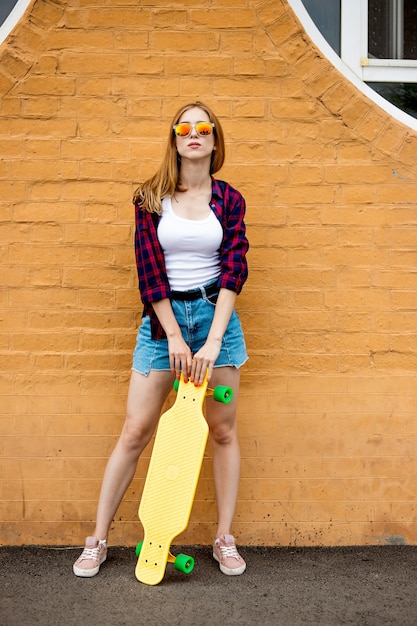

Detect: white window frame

[341,0,417,82]
[0,0,32,45]
[287,0,417,131]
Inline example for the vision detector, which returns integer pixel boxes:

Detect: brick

[340,185,376,204]
[396,134,417,167]
[233,56,266,76]
[59,52,129,75]
[290,164,323,185]
[0,105,18,130]
[58,181,130,203]
[0,138,24,158]
[113,30,149,51]
[15,76,75,96]
[113,75,179,97]
[257,0,287,27]
[0,160,9,178]
[8,287,78,310]
[190,8,256,28]
[62,267,133,289]
[376,184,417,204]
[220,31,254,53]
[13,202,79,223]
[320,81,356,116]
[64,7,153,29]
[21,96,59,117]
[233,141,271,163]
[267,13,302,48]
[79,161,114,180]
[341,96,375,129]
[0,51,33,81]
[0,181,27,201]
[165,55,231,76]
[76,77,113,97]
[373,122,406,154]
[152,9,188,29]
[325,164,389,184]
[276,185,337,205]
[58,97,127,118]
[11,159,79,180]
[356,108,389,142]
[9,117,77,137]
[48,29,114,50]
[0,72,14,97]
[25,139,60,158]
[150,30,219,52]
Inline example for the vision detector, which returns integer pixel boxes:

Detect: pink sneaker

[73,537,107,578]
[213,534,246,576]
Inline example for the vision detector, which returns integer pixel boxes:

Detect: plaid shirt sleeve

[211,179,249,294]
[134,205,170,304]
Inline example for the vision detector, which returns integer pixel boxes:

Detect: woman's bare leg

[205,366,241,538]
[93,369,174,541]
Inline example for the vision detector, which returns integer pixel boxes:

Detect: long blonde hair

[133,101,225,214]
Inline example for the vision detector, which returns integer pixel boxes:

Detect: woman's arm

[191,288,236,385]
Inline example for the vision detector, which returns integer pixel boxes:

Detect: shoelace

[219,544,241,560]
[79,546,101,562]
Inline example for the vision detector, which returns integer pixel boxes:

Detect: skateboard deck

[135,372,212,585]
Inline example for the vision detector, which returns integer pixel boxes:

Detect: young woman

[73,101,249,578]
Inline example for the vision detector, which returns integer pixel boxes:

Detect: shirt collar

[211,177,223,200]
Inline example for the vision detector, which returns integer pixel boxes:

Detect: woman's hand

[190,288,236,386]
[190,338,222,386]
[167,334,193,382]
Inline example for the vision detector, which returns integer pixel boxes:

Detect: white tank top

[157,196,223,290]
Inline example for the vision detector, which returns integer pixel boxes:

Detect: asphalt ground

[1,545,417,625]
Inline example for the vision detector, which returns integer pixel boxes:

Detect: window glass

[300,0,341,55]
[368,0,393,58]
[404,0,417,59]
[0,0,19,27]
[368,0,417,59]
[367,82,417,118]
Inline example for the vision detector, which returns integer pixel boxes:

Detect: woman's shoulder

[212,178,243,199]
[135,202,162,226]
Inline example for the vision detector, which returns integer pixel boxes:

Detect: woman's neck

[178,160,212,192]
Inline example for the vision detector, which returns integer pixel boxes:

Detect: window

[290,0,417,129]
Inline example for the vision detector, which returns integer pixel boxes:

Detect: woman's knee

[119,414,156,454]
[209,418,237,446]
[120,369,173,454]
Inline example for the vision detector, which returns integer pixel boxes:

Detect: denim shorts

[132,296,248,375]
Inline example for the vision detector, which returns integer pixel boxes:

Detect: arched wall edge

[287,0,417,134]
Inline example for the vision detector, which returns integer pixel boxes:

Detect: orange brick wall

[1,0,417,547]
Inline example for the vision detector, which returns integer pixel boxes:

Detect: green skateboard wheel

[213,385,233,404]
[174,553,195,574]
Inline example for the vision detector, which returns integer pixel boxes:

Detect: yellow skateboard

[135,371,233,585]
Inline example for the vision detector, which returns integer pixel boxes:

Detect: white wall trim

[287,0,417,132]
[0,0,33,45]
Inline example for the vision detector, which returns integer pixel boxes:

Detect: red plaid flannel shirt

[134,178,249,339]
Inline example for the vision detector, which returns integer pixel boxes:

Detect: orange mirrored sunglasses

[173,121,215,138]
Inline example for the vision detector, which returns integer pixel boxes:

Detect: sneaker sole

[73,555,107,578]
[213,552,246,576]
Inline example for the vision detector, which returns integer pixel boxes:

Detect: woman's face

[174,107,216,164]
